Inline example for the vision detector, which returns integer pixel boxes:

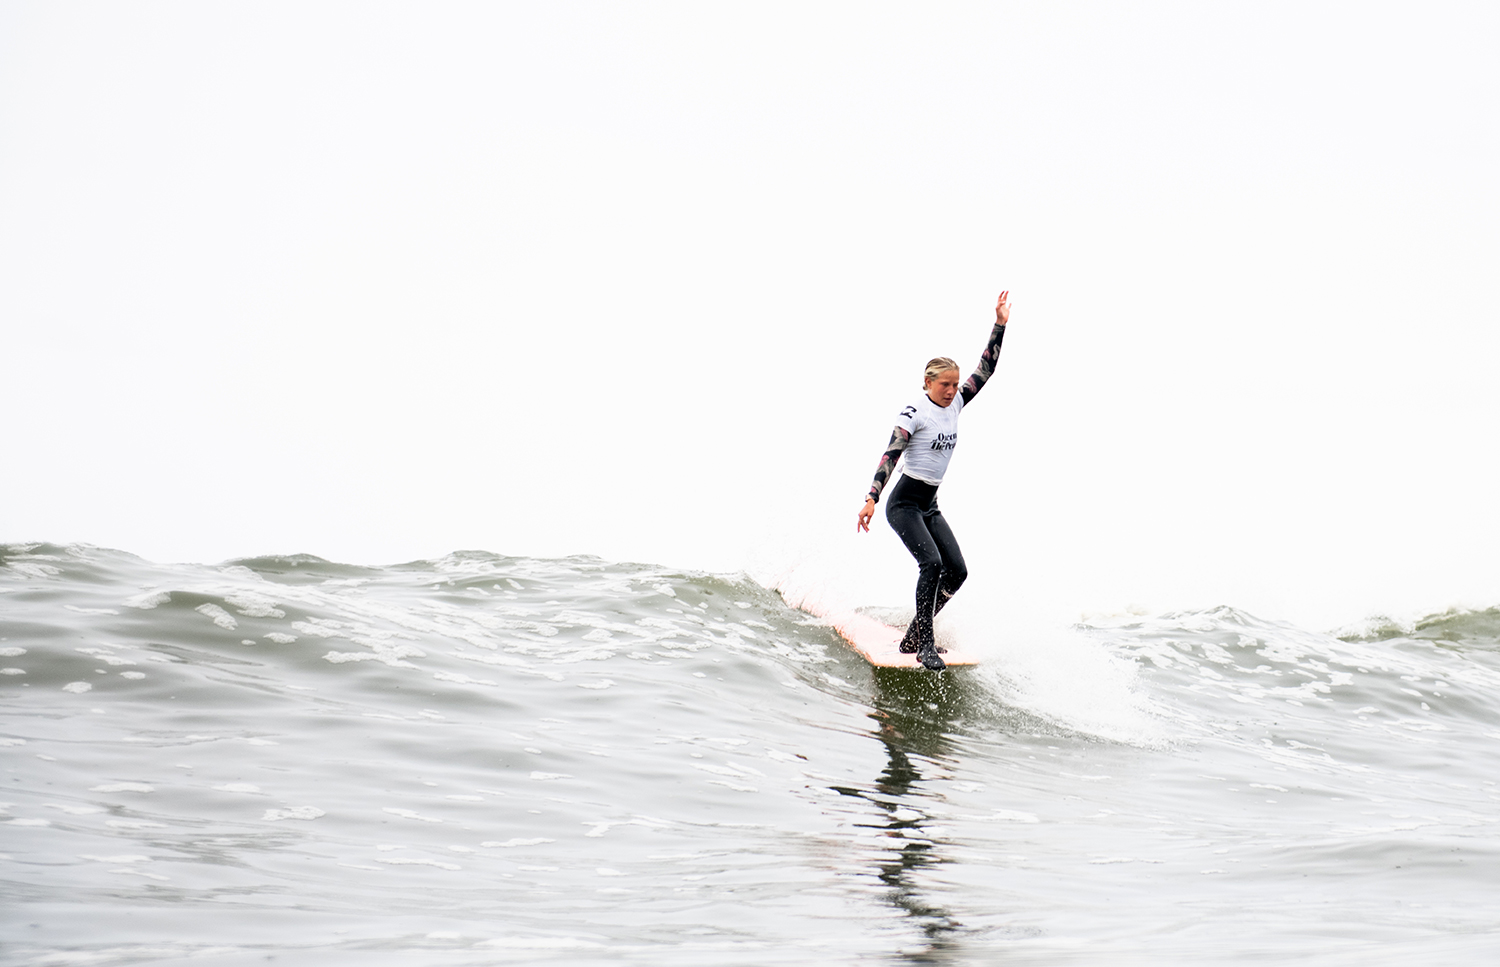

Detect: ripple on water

[5,543,1500,964]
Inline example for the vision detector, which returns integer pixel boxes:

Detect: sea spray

[758,542,1165,744]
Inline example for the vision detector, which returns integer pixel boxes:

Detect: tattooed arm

[857,427,911,532]
[960,291,1011,406]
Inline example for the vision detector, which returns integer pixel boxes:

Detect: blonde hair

[922,357,960,388]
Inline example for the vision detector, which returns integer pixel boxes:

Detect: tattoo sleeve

[960,322,1007,406]
[867,427,911,503]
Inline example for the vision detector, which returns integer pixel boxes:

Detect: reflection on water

[834,669,991,963]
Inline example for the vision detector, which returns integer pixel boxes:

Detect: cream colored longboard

[830,612,981,669]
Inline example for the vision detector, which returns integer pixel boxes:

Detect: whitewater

[4,541,1500,965]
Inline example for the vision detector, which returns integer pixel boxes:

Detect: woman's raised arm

[959,291,1010,406]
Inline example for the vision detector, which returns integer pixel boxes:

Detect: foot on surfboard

[916,647,947,671]
[898,627,947,655]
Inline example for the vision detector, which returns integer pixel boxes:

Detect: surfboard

[830,612,981,669]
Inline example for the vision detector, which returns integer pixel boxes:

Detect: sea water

[3,542,1500,965]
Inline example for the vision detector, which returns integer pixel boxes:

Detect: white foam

[125,591,171,609]
[91,783,154,793]
[323,650,418,668]
[477,938,602,950]
[294,621,343,639]
[263,806,325,821]
[377,856,460,870]
[222,592,286,618]
[195,603,238,630]
[582,817,668,837]
[62,682,92,694]
[8,562,61,578]
[76,649,136,667]
[322,651,377,664]
[958,610,1166,745]
[451,651,526,668]
[213,783,261,793]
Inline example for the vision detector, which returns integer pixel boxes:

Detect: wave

[7,542,1500,964]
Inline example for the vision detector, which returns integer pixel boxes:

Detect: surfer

[857,292,1011,670]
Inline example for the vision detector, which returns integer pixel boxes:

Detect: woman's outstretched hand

[996,290,1010,326]
[857,498,876,533]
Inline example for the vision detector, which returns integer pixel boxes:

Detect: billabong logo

[899,406,917,419]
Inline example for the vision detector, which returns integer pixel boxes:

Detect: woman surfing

[857,292,1011,670]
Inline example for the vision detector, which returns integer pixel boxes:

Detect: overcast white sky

[4,2,1497,628]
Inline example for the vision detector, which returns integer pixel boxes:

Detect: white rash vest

[865,319,1006,504]
[894,392,964,486]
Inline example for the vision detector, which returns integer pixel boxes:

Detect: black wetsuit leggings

[884,474,968,653]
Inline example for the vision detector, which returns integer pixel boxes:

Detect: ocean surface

[3,542,1500,965]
